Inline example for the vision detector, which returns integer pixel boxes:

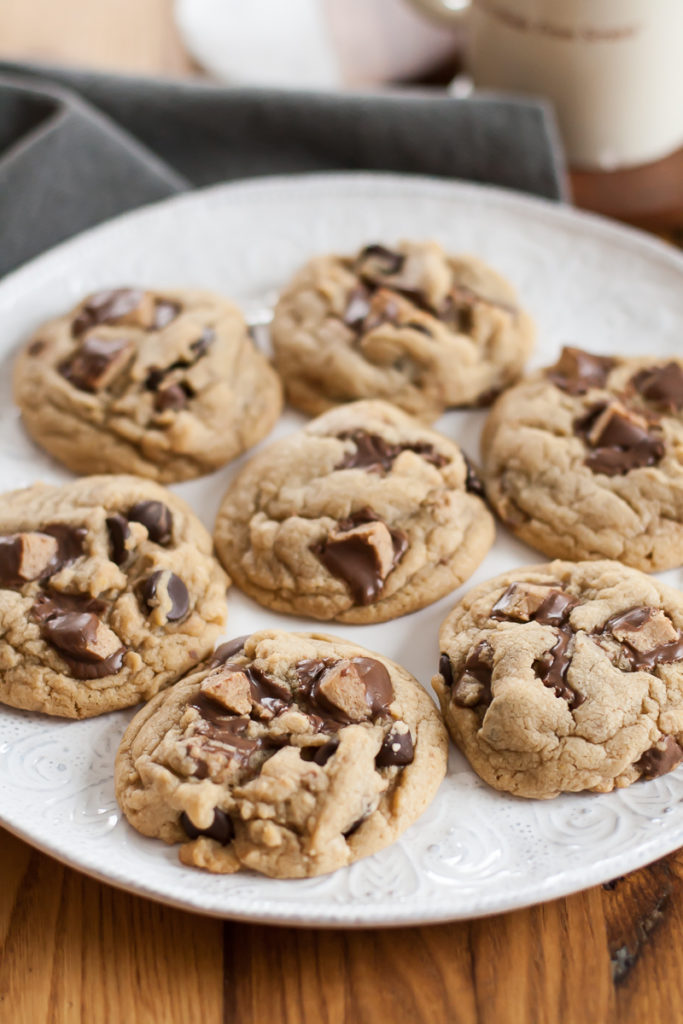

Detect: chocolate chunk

[335,430,447,474]
[601,606,683,671]
[575,403,664,476]
[190,696,266,765]
[491,583,577,627]
[295,658,336,690]
[28,339,46,356]
[452,642,493,708]
[313,508,407,605]
[336,431,402,473]
[376,728,414,767]
[154,384,188,411]
[180,809,234,845]
[140,571,189,621]
[128,501,173,545]
[533,628,583,708]
[209,636,249,667]
[463,456,486,497]
[105,514,131,566]
[72,288,145,335]
[631,363,683,413]
[343,813,369,838]
[297,656,393,723]
[547,347,614,395]
[0,523,88,588]
[145,367,165,391]
[355,244,406,278]
[153,299,181,329]
[343,286,372,328]
[350,657,394,714]
[60,336,134,392]
[534,591,579,626]
[246,665,291,716]
[0,532,58,587]
[437,288,476,333]
[313,738,340,766]
[637,736,683,780]
[31,591,107,623]
[38,607,125,679]
[438,652,453,687]
[43,524,88,566]
[190,326,216,358]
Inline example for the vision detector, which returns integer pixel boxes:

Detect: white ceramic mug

[409,0,683,168]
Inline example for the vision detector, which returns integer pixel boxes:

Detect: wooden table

[2,4,683,1022]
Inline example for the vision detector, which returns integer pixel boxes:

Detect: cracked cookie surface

[482,347,683,570]
[115,629,448,878]
[213,399,495,624]
[14,287,283,482]
[271,241,535,422]
[434,560,683,798]
[0,475,228,718]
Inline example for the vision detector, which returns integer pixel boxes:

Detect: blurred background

[1,0,682,234]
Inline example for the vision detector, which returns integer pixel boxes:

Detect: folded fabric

[0,60,566,278]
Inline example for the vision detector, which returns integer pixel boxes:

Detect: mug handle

[405,0,470,25]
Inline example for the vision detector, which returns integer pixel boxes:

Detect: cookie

[14,287,283,482]
[0,475,228,718]
[434,560,683,799]
[213,399,495,624]
[115,630,448,878]
[271,240,535,421]
[482,347,683,571]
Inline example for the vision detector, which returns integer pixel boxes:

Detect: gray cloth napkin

[0,60,566,278]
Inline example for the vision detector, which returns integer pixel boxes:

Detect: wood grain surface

[1,3,683,1022]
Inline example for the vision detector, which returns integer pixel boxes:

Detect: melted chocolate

[335,430,447,474]
[140,571,189,621]
[0,524,86,589]
[312,738,340,766]
[547,347,614,395]
[190,695,264,761]
[296,656,393,724]
[533,628,583,708]
[601,606,683,671]
[180,808,233,845]
[245,665,291,716]
[463,456,486,498]
[438,652,453,687]
[106,514,131,566]
[355,244,405,278]
[209,636,249,667]
[637,736,683,780]
[631,363,683,413]
[31,593,125,679]
[72,288,144,335]
[313,508,408,606]
[128,501,173,545]
[575,403,664,476]
[491,584,578,627]
[452,642,493,708]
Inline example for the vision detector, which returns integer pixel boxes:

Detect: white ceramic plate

[2,173,683,927]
